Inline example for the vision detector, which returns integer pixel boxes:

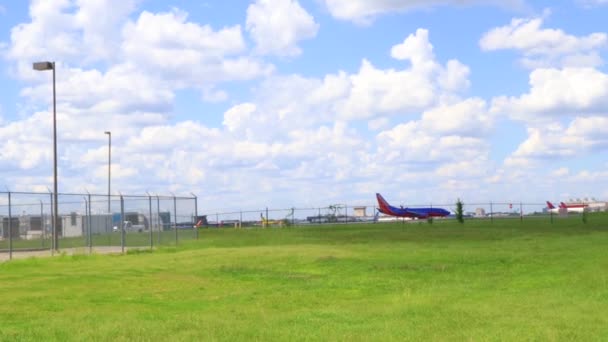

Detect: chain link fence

[205,200,605,227]
[3,193,605,261]
[0,191,198,260]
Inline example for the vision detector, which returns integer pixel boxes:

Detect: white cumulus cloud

[492,67,608,168]
[492,67,608,121]
[504,117,608,167]
[336,29,471,119]
[480,16,607,68]
[246,0,319,56]
[122,9,273,86]
[221,28,474,142]
[7,0,138,64]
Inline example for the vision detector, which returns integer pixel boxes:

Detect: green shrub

[456,199,464,224]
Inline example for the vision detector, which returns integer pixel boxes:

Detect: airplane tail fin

[376,193,391,213]
[560,202,567,209]
[546,201,555,209]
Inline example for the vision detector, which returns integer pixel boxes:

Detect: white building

[353,206,367,217]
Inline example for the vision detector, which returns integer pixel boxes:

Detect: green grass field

[1,215,608,341]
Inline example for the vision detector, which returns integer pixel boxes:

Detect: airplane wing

[401,209,429,219]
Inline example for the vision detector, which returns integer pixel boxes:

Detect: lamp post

[33,61,58,251]
[104,131,111,228]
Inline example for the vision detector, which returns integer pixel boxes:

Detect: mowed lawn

[1,216,608,341]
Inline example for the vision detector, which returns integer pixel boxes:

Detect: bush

[456,199,464,224]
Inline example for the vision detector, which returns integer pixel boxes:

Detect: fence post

[345,204,348,224]
[49,190,54,255]
[373,205,376,223]
[173,195,178,245]
[40,200,45,249]
[148,194,153,249]
[318,207,321,225]
[490,202,493,223]
[193,194,198,239]
[88,193,92,253]
[156,195,161,246]
[120,195,125,254]
[83,197,88,251]
[8,192,12,261]
[520,202,523,223]
[106,194,111,246]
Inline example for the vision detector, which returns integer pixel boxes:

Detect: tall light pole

[104,131,111,225]
[33,61,58,251]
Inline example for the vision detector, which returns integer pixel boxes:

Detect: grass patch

[1,214,608,340]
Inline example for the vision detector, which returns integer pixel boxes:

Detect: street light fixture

[33,61,58,251]
[104,131,111,229]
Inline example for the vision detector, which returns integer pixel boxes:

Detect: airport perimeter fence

[3,194,602,261]
[205,200,603,227]
[0,191,198,260]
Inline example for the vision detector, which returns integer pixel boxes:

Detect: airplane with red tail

[376,193,450,219]
[559,201,588,213]
[546,201,588,213]
[546,201,559,213]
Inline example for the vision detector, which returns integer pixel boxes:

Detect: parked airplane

[546,201,560,213]
[376,193,450,219]
[546,201,588,213]
[560,201,588,213]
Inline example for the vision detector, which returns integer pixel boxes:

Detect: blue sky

[1,0,607,212]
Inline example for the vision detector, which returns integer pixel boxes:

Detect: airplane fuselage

[561,206,586,213]
[376,193,450,219]
[546,201,588,213]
